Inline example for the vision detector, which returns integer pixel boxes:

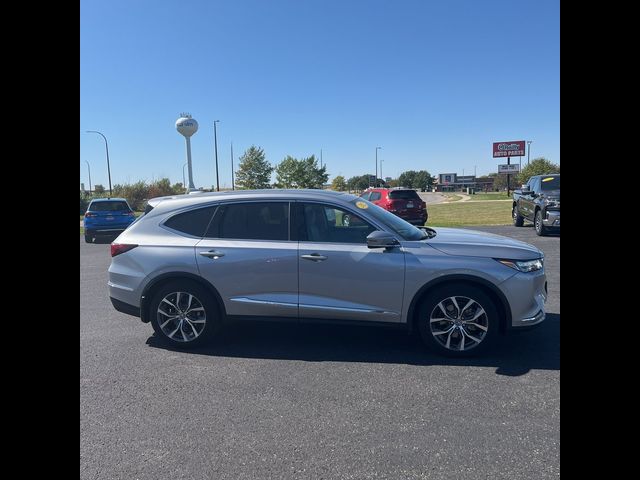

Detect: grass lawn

[427,200,512,227]
[467,192,511,201]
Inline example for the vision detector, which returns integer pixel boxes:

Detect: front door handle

[200,250,225,259]
[301,253,328,262]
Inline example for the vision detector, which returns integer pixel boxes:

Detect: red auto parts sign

[493,140,525,157]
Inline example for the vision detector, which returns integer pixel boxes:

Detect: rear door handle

[200,250,225,259]
[301,253,328,262]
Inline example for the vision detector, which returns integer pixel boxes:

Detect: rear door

[295,202,405,323]
[195,201,299,319]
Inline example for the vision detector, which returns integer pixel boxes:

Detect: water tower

[175,113,199,191]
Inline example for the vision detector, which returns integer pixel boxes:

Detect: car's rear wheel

[512,205,524,227]
[535,209,547,236]
[84,233,93,243]
[149,280,220,348]
[417,284,499,357]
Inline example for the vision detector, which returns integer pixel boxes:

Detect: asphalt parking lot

[80,225,559,479]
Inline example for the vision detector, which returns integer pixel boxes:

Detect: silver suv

[108,190,546,357]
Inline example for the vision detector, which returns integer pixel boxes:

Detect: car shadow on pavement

[145,313,559,376]
[517,224,560,237]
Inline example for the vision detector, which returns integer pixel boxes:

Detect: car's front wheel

[149,280,220,348]
[417,284,499,357]
[84,233,93,243]
[534,209,547,236]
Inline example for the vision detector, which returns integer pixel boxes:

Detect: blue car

[84,198,136,243]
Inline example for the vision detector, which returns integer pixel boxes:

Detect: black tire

[84,233,93,243]
[149,280,221,348]
[534,209,547,236]
[417,283,499,357]
[512,204,524,227]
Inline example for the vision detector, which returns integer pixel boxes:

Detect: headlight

[497,258,543,272]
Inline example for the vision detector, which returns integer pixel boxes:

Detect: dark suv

[360,188,427,225]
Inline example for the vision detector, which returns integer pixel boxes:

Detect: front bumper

[500,270,548,330]
[542,210,560,227]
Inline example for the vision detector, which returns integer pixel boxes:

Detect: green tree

[235,146,273,189]
[386,178,399,188]
[171,182,185,194]
[94,184,105,194]
[331,175,347,191]
[274,155,328,189]
[488,173,507,191]
[517,157,560,184]
[398,171,417,188]
[413,170,434,191]
[148,178,174,199]
[347,175,371,192]
[274,156,303,188]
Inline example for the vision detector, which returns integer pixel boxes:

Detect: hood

[422,227,542,260]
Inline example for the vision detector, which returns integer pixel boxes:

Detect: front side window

[206,202,289,241]
[359,192,371,201]
[300,203,375,244]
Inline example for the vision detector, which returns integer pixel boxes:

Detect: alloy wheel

[429,295,488,351]
[156,291,207,342]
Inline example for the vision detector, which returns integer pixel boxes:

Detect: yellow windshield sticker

[355,201,368,209]
[542,177,554,182]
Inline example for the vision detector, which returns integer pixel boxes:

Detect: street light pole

[375,146,381,186]
[182,162,188,191]
[214,120,220,191]
[86,130,112,196]
[230,142,235,190]
[527,140,532,166]
[380,160,384,184]
[85,160,92,193]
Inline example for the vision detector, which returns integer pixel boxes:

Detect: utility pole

[213,120,220,191]
[231,142,235,190]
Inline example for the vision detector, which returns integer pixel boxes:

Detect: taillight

[111,243,138,257]
[84,212,96,218]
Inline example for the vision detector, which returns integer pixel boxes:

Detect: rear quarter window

[163,206,217,237]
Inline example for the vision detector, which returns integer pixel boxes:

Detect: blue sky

[80,0,559,189]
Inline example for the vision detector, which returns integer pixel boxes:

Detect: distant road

[417,192,447,205]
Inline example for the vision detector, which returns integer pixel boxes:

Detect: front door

[295,202,405,323]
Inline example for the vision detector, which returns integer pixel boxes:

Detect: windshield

[349,197,428,241]
[540,176,560,190]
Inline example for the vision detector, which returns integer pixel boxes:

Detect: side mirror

[513,189,522,195]
[521,188,532,195]
[366,230,400,249]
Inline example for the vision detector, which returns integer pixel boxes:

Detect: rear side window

[369,191,381,201]
[164,206,217,237]
[205,202,289,241]
[89,201,131,211]
[388,190,419,200]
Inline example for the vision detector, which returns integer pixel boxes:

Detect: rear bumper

[84,226,128,235]
[110,297,140,318]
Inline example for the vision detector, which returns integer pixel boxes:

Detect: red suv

[360,188,428,225]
